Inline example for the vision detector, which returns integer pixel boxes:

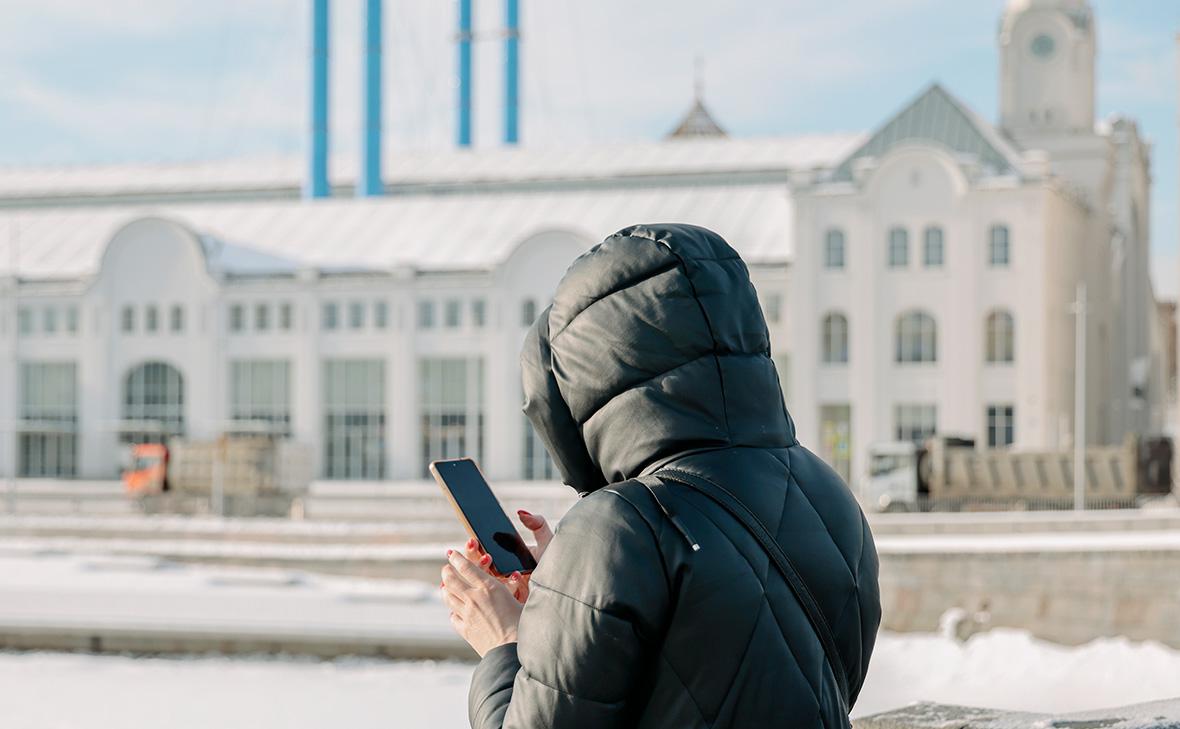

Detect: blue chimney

[504,0,519,145]
[457,0,473,147]
[306,0,330,198]
[359,0,383,196]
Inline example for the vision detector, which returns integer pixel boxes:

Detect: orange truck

[122,443,170,495]
[122,437,313,516]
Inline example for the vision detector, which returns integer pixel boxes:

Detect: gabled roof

[667,98,728,139]
[830,83,1025,182]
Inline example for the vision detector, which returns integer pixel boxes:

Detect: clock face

[1030,33,1056,59]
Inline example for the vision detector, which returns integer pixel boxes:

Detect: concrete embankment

[854,700,1180,729]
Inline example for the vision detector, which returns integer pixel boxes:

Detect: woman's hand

[462,510,553,602]
[440,549,524,657]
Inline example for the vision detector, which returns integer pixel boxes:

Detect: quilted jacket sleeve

[468,488,672,729]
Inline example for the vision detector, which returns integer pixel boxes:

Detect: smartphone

[429,457,538,575]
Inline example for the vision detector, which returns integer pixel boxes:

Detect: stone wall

[854,700,1180,729]
[876,534,1180,648]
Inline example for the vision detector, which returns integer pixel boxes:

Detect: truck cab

[123,443,169,495]
[862,441,920,512]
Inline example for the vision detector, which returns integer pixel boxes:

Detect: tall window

[521,298,538,327]
[17,307,32,335]
[985,310,1015,363]
[923,226,944,267]
[18,362,78,477]
[895,404,937,443]
[122,362,185,445]
[824,229,845,269]
[989,224,1010,267]
[472,299,487,328]
[887,227,909,268]
[986,404,1015,448]
[323,359,386,479]
[895,310,937,363]
[819,404,852,484]
[229,360,291,436]
[170,305,184,333]
[373,300,389,329]
[821,312,849,364]
[444,299,462,328]
[279,303,294,331]
[43,307,58,335]
[66,306,79,335]
[419,357,485,476]
[255,303,270,331]
[322,302,339,331]
[229,304,245,333]
[417,300,435,329]
[145,305,158,333]
[348,301,365,329]
[120,306,135,333]
[522,415,555,480]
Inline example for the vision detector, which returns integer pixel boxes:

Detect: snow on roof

[0,183,795,280]
[0,134,861,202]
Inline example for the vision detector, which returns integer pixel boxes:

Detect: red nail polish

[446,549,453,556]
[517,509,531,517]
[510,571,521,580]
[480,554,491,565]
[466,538,476,549]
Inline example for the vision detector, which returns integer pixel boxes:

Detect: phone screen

[432,458,538,574]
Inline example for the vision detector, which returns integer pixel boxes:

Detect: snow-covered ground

[2,628,1178,728]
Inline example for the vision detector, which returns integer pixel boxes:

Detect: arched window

[887,227,908,268]
[989,224,1010,267]
[821,312,849,364]
[985,310,1015,363]
[121,362,185,445]
[923,226,944,267]
[895,310,937,363]
[824,229,845,269]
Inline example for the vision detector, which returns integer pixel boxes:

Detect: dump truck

[861,434,1173,512]
[123,436,314,517]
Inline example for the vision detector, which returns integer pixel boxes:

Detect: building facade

[0,0,1167,487]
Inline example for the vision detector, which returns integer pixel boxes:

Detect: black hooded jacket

[468,224,880,729]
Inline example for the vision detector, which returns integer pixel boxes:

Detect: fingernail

[517,509,531,517]
[446,549,454,557]
[439,581,444,588]
[479,554,491,565]
[510,571,521,580]
[466,538,476,549]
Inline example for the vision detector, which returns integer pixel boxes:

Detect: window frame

[823,228,846,270]
[821,311,849,364]
[887,227,909,268]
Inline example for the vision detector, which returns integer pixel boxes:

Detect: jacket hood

[521,223,796,494]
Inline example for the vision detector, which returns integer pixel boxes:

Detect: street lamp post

[1072,282,1087,511]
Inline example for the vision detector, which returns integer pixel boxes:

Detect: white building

[0,0,1168,486]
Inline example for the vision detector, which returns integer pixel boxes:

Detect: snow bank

[2,627,1178,728]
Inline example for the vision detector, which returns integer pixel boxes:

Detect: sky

[0,0,1176,295]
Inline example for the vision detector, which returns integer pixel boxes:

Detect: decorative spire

[666,56,727,139]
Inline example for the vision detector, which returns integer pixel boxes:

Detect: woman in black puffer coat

[441,224,880,729]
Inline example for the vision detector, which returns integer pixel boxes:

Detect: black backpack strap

[651,466,852,716]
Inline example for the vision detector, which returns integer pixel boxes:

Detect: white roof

[0,184,795,280]
[0,134,861,201]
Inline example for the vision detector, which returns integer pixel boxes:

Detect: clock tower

[999,0,1096,137]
